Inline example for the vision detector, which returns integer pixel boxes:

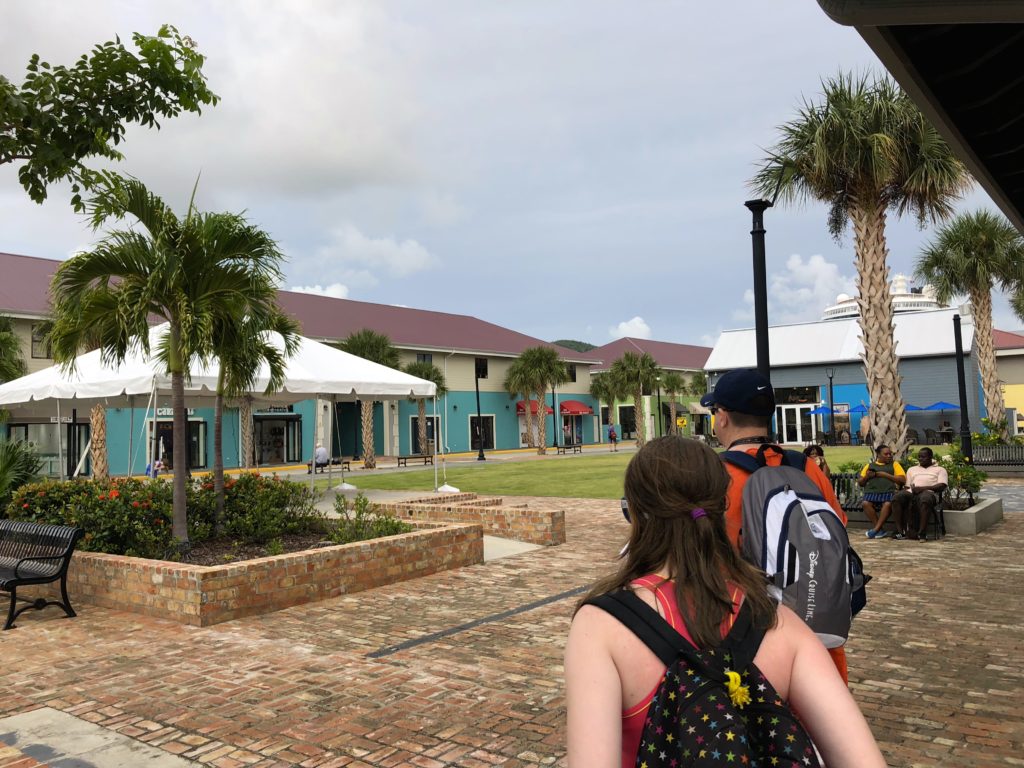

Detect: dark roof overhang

[817,1,1024,232]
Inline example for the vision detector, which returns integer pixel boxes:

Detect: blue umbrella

[905,404,923,411]
[808,406,831,415]
[924,401,960,411]
[848,404,868,414]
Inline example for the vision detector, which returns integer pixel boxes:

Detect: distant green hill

[552,339,596,352]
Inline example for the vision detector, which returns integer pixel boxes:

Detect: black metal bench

[307,457,351,473]
[397,454,433,467]
[556,444,583,455]
[0,520,83,630]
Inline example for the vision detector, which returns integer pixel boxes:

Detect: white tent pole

[309,398,318,494]
[74,438,91,478]
[56,400,64,481]
[128,395,134,477]
[432,395,438,492]
[326,397,333,486]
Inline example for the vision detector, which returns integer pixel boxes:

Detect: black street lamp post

[656,378,662,437]
[825,367,836,446]
[474,367,486,461]
[745,199,773,382]
[953,314,973,468]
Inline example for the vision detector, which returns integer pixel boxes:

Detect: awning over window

[516,399,553,415]
[688,402,711,415]
[559,399,593,415]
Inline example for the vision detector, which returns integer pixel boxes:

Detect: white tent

[0,323,436,414]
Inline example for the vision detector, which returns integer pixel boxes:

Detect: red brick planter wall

[378,499,565,546]
[53,521,483,626]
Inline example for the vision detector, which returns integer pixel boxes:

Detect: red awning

[559,399,594,415]
[516,399,553,415]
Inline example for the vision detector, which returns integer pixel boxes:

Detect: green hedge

[5,473,323,559]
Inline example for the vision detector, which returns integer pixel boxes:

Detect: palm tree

[752,72,970,457]
[661,371,685,435]
[49,175,288,551]
[589,373,619,439]
[403,361,448,455]
[609,352,661,447]
[916,210,1024,441]
[212,305,300,532]
[0,316,27,383]
[504,358,538,448]
[517,346,569,454]
[341,329,399,468]
[687,370,708,398]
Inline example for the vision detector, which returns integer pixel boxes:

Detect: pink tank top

[620,576,742,768]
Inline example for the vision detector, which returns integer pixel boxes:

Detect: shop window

[470,414,495,450]
[475,357,488,379]
[567,363,577,383]
[416,353,433,364]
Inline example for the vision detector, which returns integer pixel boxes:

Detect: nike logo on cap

[757,385,768,391]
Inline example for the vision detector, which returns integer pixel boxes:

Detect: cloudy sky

[0,1,1011,349]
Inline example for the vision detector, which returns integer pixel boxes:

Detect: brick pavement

[1,492,1023,767]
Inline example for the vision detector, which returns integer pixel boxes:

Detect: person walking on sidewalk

[608,427,617,451]
[565,437,885,768]
[699,368,851,683]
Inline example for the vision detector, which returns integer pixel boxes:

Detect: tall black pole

[953,314,973,466]
[826,370,836,446]
[656,384,662,436]
[745,199,773,382]
[474,370,486,461]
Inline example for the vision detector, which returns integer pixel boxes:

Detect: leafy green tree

[1,25,217,209]
[517,346,570,454]
[212,305,301,532]
[403,361,448,455]
[341,330,400,468]
[916,210,1024,441]
[0,316,27,383]
[752,72,969,457]
[661,371,686,435]
[49,176,287,551]
[610,352,661,447]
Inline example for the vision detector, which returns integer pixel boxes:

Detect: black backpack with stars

[586,590,820,768]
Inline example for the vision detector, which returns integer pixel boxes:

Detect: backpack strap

[584,590,768,677]
[721,445,810,476]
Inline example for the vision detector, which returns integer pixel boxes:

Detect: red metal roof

[0,252,59,316]
[993,328,1024,350]
[589,337,711,372]
[0,252,599,361]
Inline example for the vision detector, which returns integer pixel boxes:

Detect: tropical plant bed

[183,532,331,566]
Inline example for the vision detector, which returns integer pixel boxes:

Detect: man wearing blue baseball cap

[702,369,851,683]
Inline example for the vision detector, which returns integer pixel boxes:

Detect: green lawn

[324,442,940,500]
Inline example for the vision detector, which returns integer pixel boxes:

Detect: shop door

[470,415,495,451]
[411,416,439,454]
[619,406,636,439]
[775,405,816,444]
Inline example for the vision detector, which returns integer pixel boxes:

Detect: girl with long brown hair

[564,436,883,768]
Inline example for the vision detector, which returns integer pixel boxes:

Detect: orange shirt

[722,444,849,684]
[723,445,847,548]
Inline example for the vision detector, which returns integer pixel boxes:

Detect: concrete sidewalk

[1,493,1021,767]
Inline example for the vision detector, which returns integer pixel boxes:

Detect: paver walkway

[1,490,1022,767]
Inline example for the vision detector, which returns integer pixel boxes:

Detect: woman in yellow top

[858,444,906,539]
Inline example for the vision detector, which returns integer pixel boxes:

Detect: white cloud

[735,254,856,325]
[316,223,437,278]
[610,317,651,340]
[290,283,349,299]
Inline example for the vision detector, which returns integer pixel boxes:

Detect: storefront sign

[48,416,72,423]
[257,405,293,414]
[156,407,195,417]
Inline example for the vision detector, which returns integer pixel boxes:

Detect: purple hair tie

[691,508,707,521]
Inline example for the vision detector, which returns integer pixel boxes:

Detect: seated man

[858,444,906,539]
[891,447,948,540]
[308,443,329,474]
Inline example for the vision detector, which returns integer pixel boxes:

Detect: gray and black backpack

[722,445,868,648]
